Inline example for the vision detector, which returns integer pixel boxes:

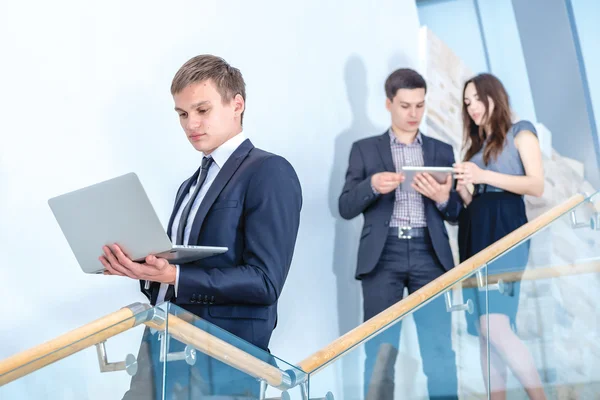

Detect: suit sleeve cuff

[371,183,379,195]
[174,265,180,297]
[436,199,449,212]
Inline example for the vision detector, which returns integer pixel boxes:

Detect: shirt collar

[205,131,247,169]
[388,128,422,145]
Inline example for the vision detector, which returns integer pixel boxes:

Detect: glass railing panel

[1,301,307,400]
[485,192,600,399]
[161,302,305,399]
[307,268,488,400]
[0,303,160,399]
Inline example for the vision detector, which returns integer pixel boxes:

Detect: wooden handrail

[297,194,586,374]
[0,303,293,389]
[462,259,600,287]
[0,303,150,386]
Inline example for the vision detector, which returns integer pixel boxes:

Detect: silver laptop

[48,172,228,274]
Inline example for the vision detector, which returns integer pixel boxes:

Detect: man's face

[386,88,426,134]
[173,79,244,155]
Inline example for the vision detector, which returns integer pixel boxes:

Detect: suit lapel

[376,131,396,172]
[188,139,254,242]
[166,171,199,238]
[421,133,436,166]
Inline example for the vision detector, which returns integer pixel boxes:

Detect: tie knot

[201,156,213,170]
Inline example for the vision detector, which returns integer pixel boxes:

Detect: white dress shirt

[155,131,247,304]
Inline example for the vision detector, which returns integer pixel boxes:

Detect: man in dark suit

[339,69,460,400]
[100,55,302,398]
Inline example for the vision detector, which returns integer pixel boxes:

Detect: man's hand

[100,244,177,285]
[371,172,404,194]
[412,173,452,204]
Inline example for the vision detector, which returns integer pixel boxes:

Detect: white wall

[571,0,600,141]
[418,0,489,74]
[417,0,538,123]
[477,0,537,123]
[0,0,421,398]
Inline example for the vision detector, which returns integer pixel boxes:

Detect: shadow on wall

[328,55,376,400]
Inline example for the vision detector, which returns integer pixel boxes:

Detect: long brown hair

[462,73,512,164]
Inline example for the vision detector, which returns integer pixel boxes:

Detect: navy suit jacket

[141,139,302,351]
[339,131,461,279]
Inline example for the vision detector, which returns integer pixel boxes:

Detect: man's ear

[233,93,245,115]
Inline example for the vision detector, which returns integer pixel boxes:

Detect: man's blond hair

[171,55,246,123]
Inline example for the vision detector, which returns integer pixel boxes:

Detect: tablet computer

[401,166,454,193]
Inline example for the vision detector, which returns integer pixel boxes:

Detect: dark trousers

[362,235,458,400]
[121,328,260,399]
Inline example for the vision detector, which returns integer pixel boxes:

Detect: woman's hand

[454,162,486,186]
[456,181,473,206]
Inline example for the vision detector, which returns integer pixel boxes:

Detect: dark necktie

[176,156,214,245]
[160,156,214,305]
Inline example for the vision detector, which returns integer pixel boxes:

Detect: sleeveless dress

[459,120,536,336]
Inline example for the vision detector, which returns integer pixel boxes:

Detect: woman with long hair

[454,73,546,400]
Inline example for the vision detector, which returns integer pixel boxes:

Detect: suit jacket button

[384,221,389,226]
[363,196,369,201]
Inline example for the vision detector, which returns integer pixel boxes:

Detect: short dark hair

[171,54,246,123]
[384,68,427,100]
